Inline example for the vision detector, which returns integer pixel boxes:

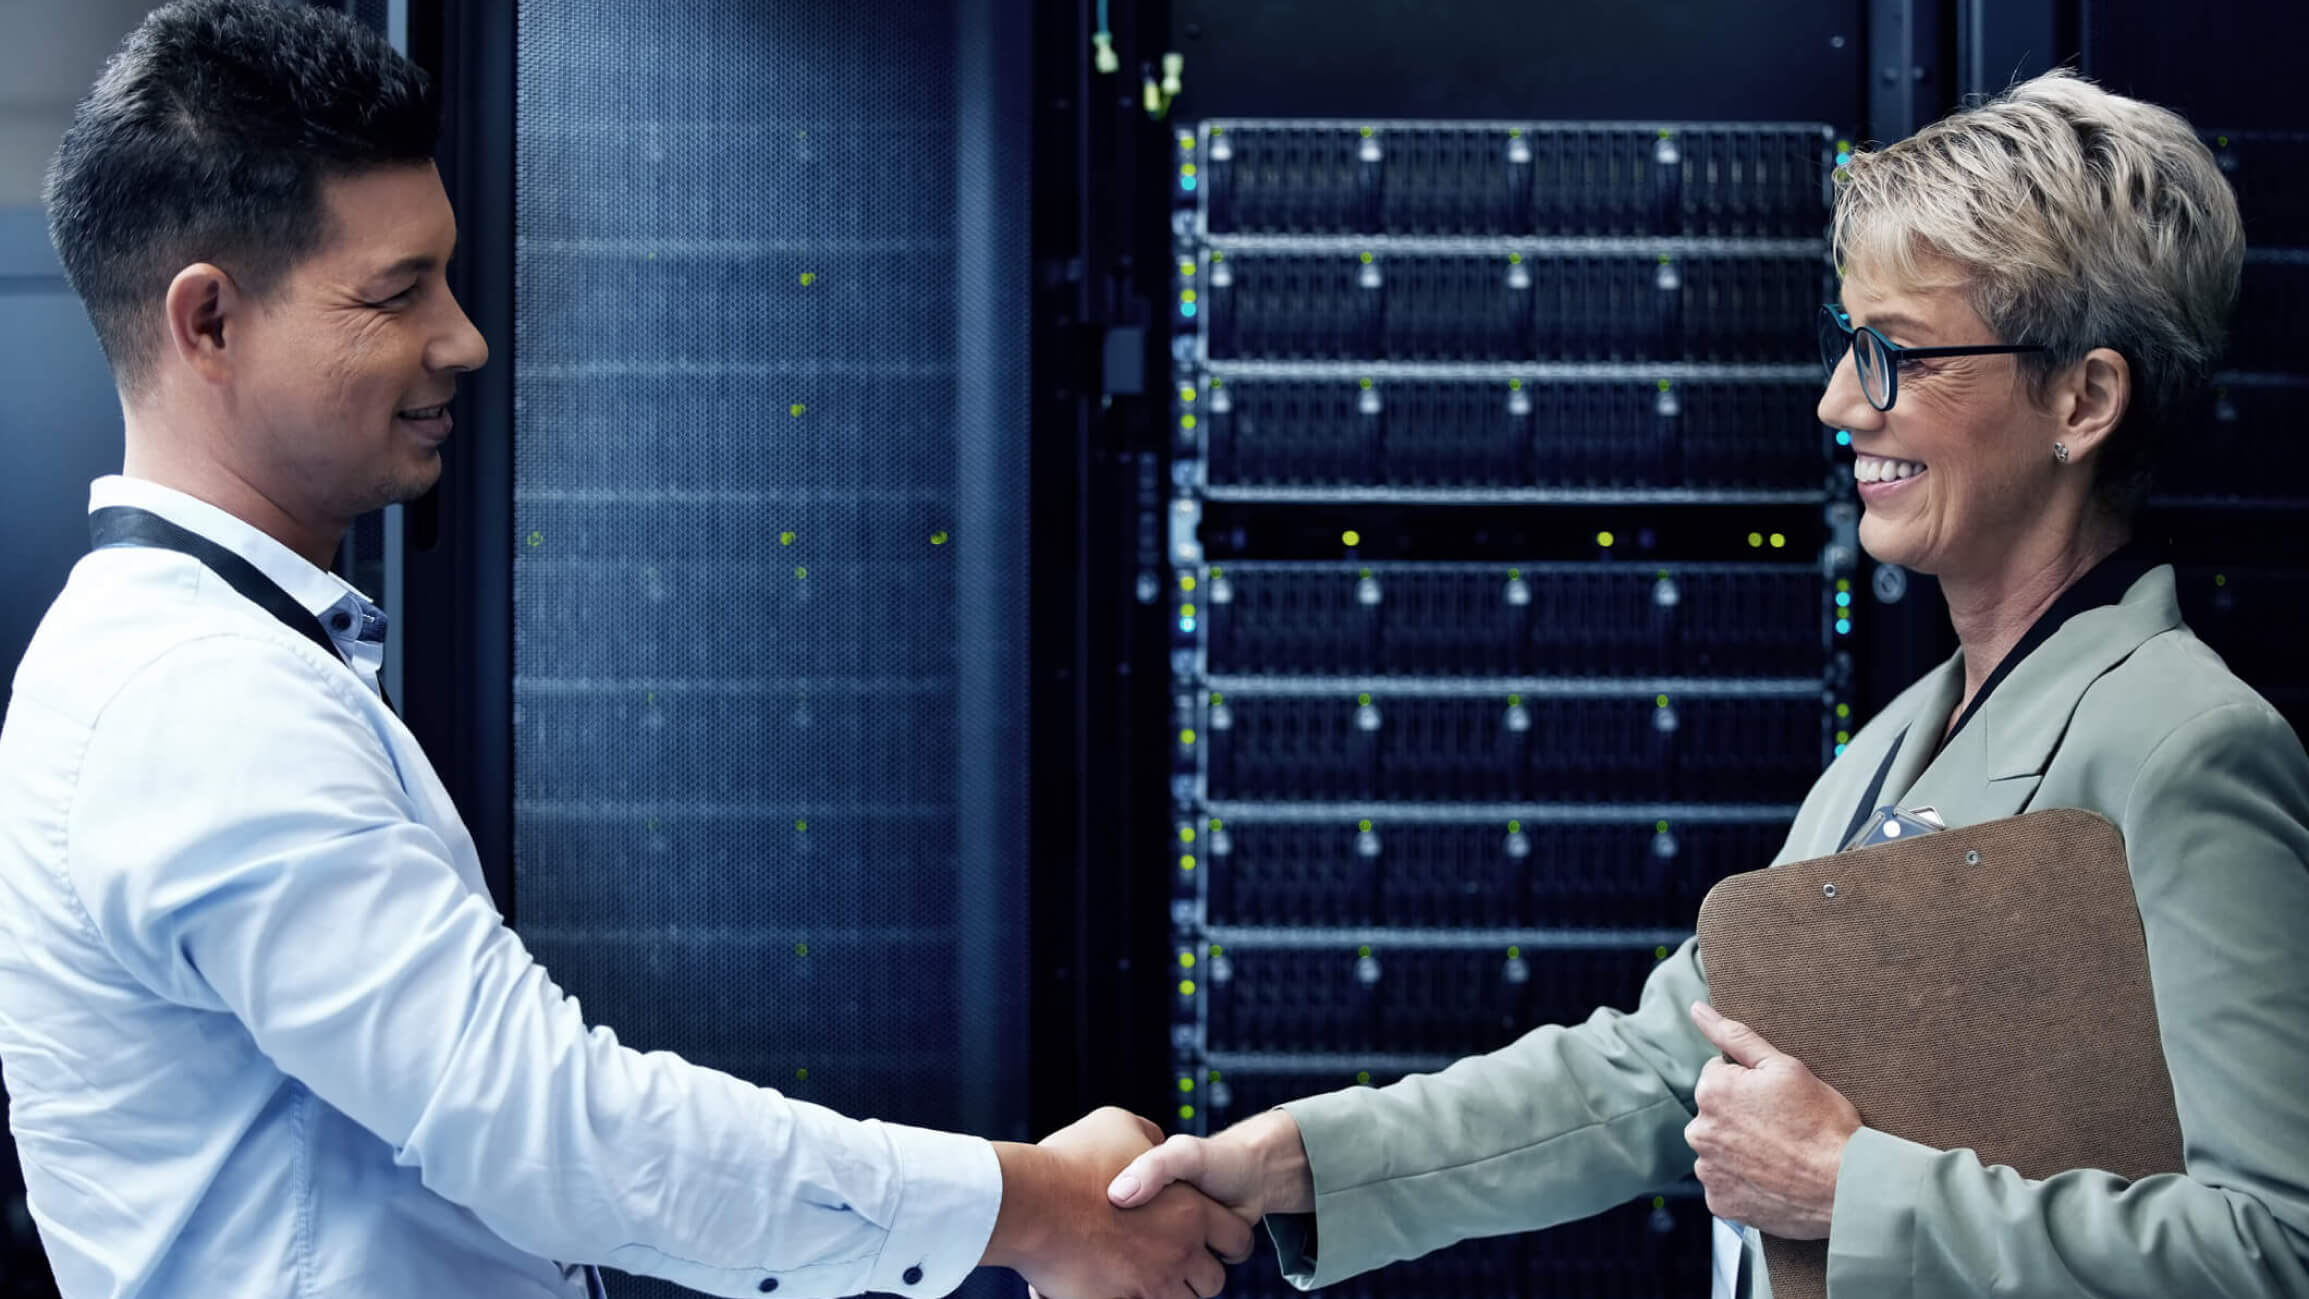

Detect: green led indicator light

[1358,944,1372,958]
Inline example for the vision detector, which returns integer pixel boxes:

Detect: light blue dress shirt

[0,476,1001,1299]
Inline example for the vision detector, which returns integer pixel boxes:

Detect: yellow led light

[931,531,949,545]
[1181,603,1196,617]
[1837,730,1851,743]
[1508,252,1523,265]
[1358,818,1373,832]
[1178,1076,1195,1091]
[780,531,795,545]
[1181,574,1197,591]
[1179,1104,1196,1120]
[1597,531,1615,547]
[1836,703,1851,718]
[1209,944,1223,955]
[1748,532,1764,548]
[1181,414,1197,430]
[1343,530,1362,546]
[1179,952,1196,968]
[799,272,816,286]
[1180,385,1197,403]
[1359,251,1374,264]
[1181,289,1198,304]
[1769,533,1787,549]
[1178,980,1196,996]
[1179,728,1196,745]
[1181,163,1198,178]
[1179,259,1195,277]
[1656,694,1670,708]
[790,403,806,417]
[1209,691,1224,704]
[1180,826,1196,843]
[1179,855,1196,871]
[1357,693,1372,707]
[1209,818,1223,829]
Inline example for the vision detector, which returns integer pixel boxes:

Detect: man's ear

[162,263,242,385]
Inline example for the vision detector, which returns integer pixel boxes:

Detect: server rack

[1156,119,1848,1298]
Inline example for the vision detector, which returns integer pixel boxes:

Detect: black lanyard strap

[89,505,393,713]
[1837,724,1910,852]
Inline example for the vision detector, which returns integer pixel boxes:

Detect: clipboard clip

[1843,803,1947,852]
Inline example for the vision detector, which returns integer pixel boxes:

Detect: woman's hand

[1685,1002,1864,1240]
[1105,1107,1314,1225]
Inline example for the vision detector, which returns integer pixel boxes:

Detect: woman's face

[1817,262,2070,582]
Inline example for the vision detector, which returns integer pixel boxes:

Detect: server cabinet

[408,4,1034,1297]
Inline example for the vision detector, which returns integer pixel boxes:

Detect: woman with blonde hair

[1107,69,2309,1298]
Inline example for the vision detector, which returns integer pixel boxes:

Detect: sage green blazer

[1268,565,2309,1297]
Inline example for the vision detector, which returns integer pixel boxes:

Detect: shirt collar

[87,475,366,621]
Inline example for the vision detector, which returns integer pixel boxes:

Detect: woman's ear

[2053,346,2132,465]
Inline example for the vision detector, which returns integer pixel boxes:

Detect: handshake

[983,1106,1314,1299]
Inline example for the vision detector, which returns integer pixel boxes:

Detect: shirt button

[902,1266,924,1286]
[757,1279,778,1293]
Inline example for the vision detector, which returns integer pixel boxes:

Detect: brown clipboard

[1693,807,2185,1299]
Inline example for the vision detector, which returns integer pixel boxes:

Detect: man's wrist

[981,1142,1058,1271]
[1233,1109,1313,1218]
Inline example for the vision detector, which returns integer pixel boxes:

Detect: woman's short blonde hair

[1831,68,2245,515]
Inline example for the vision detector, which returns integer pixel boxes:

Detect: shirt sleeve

[65,634,1000,1299]
[1265,932,1717,1289]
[1825,700,2309,1298]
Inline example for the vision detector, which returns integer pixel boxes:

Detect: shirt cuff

[862,1122,1002,1298]
[1825,1125,1928,1299]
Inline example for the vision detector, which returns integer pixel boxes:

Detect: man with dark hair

[0,4,1249,1297]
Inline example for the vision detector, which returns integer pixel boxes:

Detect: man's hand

[1106,1108,1313,1224]
[1684,1002,1863,1240]
[984,1107,1254,1299]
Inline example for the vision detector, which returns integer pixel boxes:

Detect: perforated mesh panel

[512,6,1028,1294]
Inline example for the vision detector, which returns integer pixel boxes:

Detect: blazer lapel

[1898,566,2184,828]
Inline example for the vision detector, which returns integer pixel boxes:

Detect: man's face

[227,162,486,523]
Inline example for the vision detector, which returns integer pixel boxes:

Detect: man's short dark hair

[44,0,438,392]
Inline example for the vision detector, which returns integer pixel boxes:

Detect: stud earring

[2053,442,2070,464]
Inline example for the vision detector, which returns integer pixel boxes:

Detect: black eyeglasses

[1817,304,2047,411]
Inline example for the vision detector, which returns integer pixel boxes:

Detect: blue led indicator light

[1181,177,1198,191]
[1835,619,1852,635]
[1180,618,1197,633]
[1181,302,1198,318]
[1835,592,1851,608]
[1835,430,1852,446]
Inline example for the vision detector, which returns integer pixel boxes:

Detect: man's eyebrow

[368,241,457,281]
